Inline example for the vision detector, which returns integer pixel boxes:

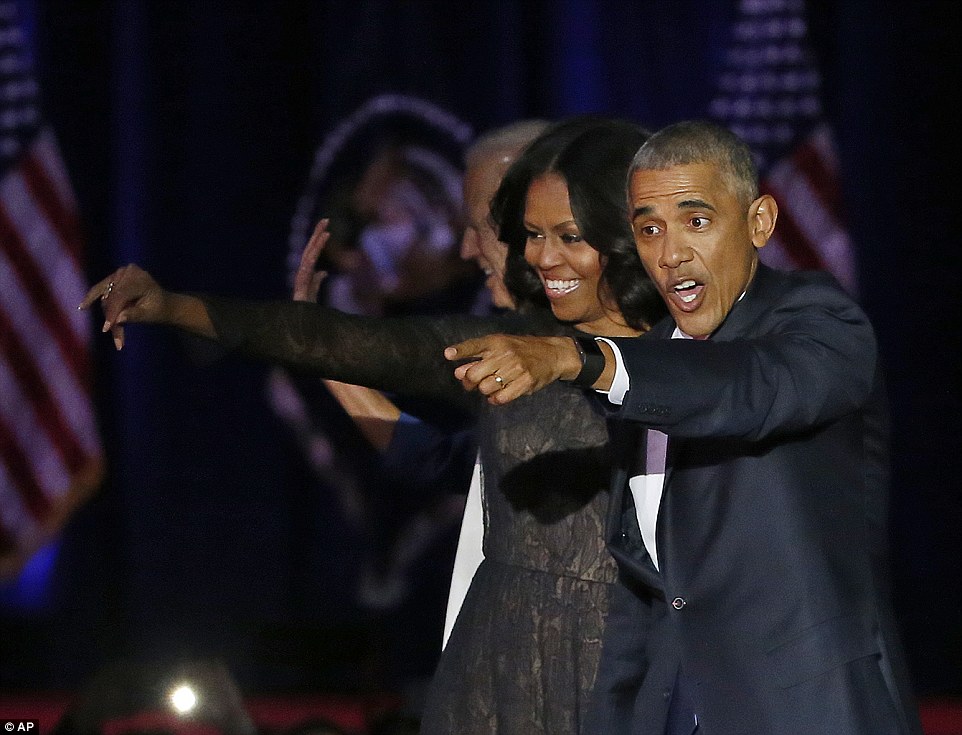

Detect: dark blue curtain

[2,0,958,699]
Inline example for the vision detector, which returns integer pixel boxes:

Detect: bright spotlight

[169,683,198,714]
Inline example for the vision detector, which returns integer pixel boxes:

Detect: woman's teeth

[546,278,580,294]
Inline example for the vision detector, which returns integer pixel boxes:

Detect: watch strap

[569,335,605,388]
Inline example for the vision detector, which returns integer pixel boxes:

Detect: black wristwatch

[567,335,606,388]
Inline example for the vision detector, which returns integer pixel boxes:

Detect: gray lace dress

[203,298,618,734]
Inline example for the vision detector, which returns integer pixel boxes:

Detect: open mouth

[669,278,704,311]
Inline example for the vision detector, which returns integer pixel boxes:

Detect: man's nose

[658,235,693,268]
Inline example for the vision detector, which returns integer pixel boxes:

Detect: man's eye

[690,216,709,228]
[637,224,660,236]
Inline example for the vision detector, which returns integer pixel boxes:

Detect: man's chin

[673,313,715,339]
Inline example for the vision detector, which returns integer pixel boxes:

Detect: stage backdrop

[0,0,958,702]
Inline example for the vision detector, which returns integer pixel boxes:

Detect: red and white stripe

[760,123,858,293]
[0,131,103,577]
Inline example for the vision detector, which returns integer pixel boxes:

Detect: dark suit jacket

[589,265,922,735]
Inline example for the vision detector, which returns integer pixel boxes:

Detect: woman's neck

[574,317,643,339]
[573,292,645,338]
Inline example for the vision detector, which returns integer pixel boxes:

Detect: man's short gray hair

[628,120,760,206]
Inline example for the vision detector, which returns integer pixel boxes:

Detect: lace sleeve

[201,297,561,413]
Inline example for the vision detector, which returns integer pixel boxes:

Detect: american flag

[709,0,857,294]
[0,1,103,578]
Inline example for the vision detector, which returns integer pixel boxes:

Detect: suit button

[662,688,671,701]
[671,596,686,610]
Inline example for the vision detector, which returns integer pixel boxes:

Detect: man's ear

[749,194,778,250]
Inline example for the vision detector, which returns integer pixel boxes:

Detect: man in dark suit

[446,120,922,734]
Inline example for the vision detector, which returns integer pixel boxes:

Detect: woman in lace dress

[82,119,664,734]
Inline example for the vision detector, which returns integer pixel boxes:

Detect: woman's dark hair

[491,116,666,330]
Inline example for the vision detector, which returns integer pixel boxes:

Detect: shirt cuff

[595,337,629,405]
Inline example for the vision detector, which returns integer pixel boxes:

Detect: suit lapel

[644,267,777,584]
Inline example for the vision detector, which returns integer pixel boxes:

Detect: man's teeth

[674,279,698,303]
[546,278,580,294]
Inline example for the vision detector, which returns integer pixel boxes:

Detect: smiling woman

[523,173,615,331]
[494,118,666,337]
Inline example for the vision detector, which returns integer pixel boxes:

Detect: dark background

[1,0,959,705]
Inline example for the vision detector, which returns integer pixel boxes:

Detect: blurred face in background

[461,150,516,309]
[330,146,468,315]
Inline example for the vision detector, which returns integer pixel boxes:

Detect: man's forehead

[464,162,504,204]
[629,163,726,208]
[630,161,716,188]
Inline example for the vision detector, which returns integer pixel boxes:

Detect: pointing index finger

[445,336,490,362]
[79,275,116,310]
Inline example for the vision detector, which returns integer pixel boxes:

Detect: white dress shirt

[597,329,691,570]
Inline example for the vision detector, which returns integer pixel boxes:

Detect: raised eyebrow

[678,198,716,212]
[631,199,717,222]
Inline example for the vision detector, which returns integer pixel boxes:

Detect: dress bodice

[478,381,616,582]
[203,295,617,585]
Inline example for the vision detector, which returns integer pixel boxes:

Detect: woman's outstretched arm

[80,260,556,411]
[79,264,215,350]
